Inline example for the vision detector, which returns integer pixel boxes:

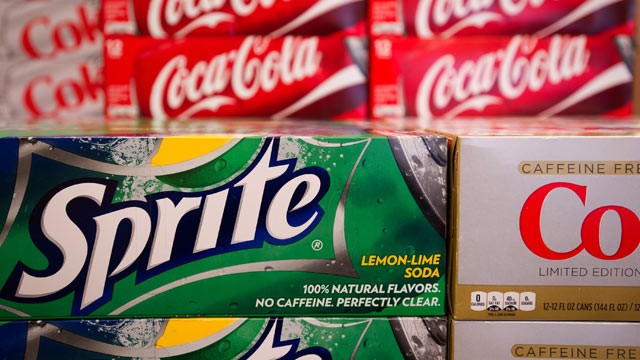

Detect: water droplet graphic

[411,155,424,169]
[219,340,231,352]
[376,198,384,204]
[411,335,425,353]
[213,159,227,171]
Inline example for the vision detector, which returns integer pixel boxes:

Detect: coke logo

[520,182,640,260]
[20,4,100,59]
[149,36,322,119]
[147,0,279,37]
[416,35,590,118]
[24,63,103,119]
[415,0,546,37]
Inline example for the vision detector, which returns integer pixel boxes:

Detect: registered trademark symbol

[311,240,323,251]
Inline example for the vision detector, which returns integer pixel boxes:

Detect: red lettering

[520,182,586,260]
[582,206,640,260]
[24,75,54,117]
[52,21,83,53]
[54,80,84,110]
[521,182,640,260]
[21,17,51,58]
[23,63,102,119]
[19,5,99,59]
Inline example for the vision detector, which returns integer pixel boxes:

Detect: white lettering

[147,0,279,36]
[415,0,545,37]
[13,141,326,313]
[416,35,590,118]
[149,36,322,119]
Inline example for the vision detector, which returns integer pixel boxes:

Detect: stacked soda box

[0,119,447,358]
[0,317,447,359]
[369,0,636,119]
[0,0,103,122]
[369,0,635,37]
[451,321,640,359]
[101,0,369,120]
[377,117,640,359]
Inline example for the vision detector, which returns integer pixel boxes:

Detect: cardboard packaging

[0,317,447,359]
[0,119,447,319]
[451,320,640,360]
[104,35,367,120]
[383,117,640,321]
[368,0,635,37]
[0,0,103,121]
[102,0,366,37]
[370,34,634,119]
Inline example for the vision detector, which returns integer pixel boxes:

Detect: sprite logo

[241,318,331,360]
[1,139,330,315]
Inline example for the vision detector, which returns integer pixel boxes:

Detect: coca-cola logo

[24,62,103,118]
[415,0,546,37]
[147,0,280,37]
[520,182,640,260]
[149,36,322,119]
[20,4,100,59]
[416,35,590,118]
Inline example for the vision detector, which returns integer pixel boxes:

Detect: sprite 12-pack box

[0,316,447,359]
[0,119,447,319]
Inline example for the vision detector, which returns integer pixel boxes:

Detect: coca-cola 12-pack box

[370,34,634,119]
[102,0,366,37]
[369,0,635,37]
[104,35,368,120]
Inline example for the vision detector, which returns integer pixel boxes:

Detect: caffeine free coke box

[0,119,446,319]
[0,317,447,359]
[382,117,640,321]
[451,320,640,360]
